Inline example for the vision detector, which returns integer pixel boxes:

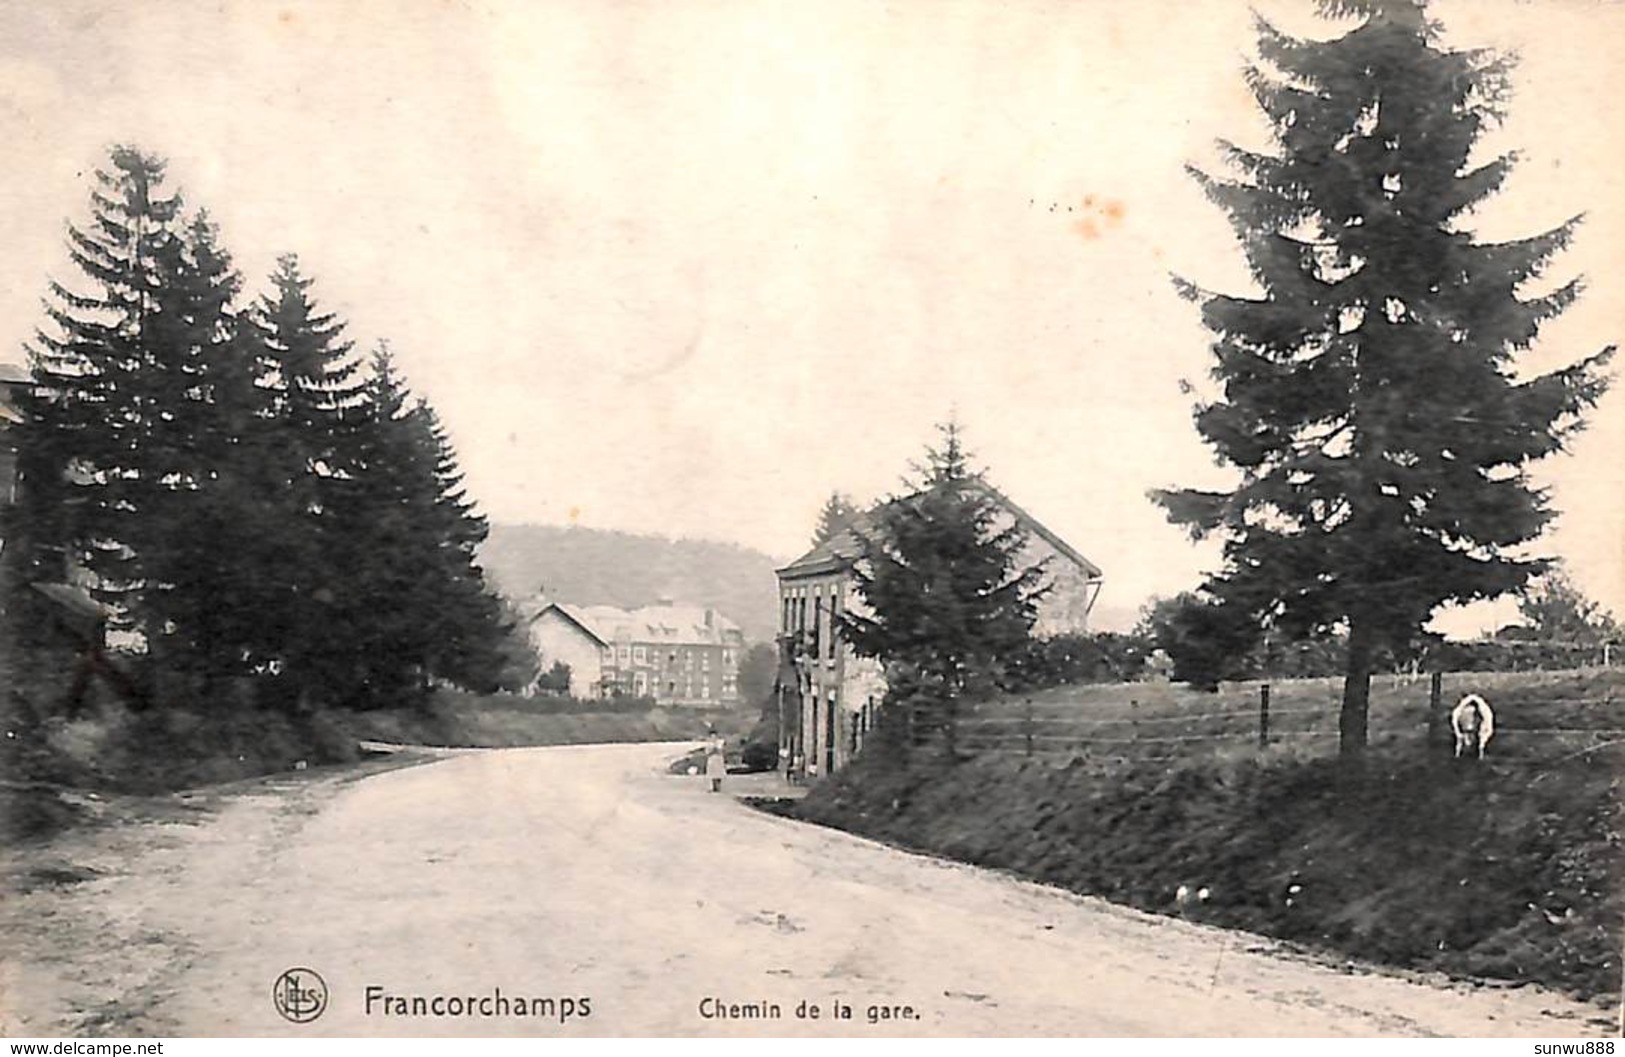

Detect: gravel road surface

[1,742,1607,1036]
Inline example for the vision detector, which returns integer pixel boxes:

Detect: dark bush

[1004,631,1155,691]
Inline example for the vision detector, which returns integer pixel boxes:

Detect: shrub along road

[0,743,1608,1037]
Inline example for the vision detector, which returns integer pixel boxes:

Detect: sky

[0,0,1621,634]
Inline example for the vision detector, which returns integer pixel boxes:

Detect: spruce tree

[23,147,184,624]
[253,255,367,485]
[839,421,1048,756]
[325,346,434,703]
[249,255,369,704]
[811,491,859,547]
[13,150,285,701]
[331,348,507,703]
[135,212,270,683]
[18,153,291,699]
[409,388,509,693]
[1155,0,1614,759]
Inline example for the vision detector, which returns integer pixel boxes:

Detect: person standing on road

[705,728,726,793]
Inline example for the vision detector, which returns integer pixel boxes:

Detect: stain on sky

[1074,195,1126,241]
[1030,195,1128,241]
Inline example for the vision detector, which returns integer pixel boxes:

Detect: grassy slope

[792,668,1624,1003]
[2,690,752,842]
[342,694,754,749]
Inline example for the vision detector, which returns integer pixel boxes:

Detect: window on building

[809,597,821,659]
[825,689,838,772]
[826,592,839,661]
[634,672,647,696]
[702,652,710,671]
[633,646,647,664]
[618,645,630,663]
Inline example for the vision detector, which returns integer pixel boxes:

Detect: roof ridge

[777,483,1102,580]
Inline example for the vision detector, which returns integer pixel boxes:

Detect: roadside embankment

[789,681,1623,1004]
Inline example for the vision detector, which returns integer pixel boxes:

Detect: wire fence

[946,671,1625,770]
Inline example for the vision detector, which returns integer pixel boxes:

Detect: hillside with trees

[479,523,784,643]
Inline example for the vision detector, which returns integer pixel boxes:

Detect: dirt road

[1,743,1609,1036]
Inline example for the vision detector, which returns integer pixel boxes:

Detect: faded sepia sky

[0,0,1620,632]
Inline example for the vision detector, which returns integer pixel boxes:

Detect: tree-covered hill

[479,523,785,644]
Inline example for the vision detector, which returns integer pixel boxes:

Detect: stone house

[774,484,1102,780]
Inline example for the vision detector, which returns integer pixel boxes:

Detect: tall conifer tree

[839,421,1047,756]
[22,148,184,623]
[326,347,433,702]
[331,347,507,703]
[414,398,509,691]
[140,214,280,684]
[811,492,859,547]
[1155,0,1614,759]
[249,255,368,702]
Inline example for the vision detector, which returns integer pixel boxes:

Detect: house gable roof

[529,603,610,647]
[776,482,1103,582]
[530,600,742,647]
[774,512,876,579]
[980,484,1104,580]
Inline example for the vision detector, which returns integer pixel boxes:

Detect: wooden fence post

[1427,671,1443,755]
[1258,683,1271,748]
[1024,697,1034,758]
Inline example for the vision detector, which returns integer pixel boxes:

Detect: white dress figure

[705,734,726,792]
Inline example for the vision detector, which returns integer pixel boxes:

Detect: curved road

[2,743,1607,1036]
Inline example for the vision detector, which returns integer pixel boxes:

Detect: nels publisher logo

[273,967,329,1024]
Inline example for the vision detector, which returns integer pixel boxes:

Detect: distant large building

[775,485,1103,780]
[527,599,745,706]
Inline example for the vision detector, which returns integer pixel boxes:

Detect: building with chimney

[774,485,1103,780]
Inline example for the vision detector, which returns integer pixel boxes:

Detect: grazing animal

[1174,884,1211,913]
[1450,693,1495,760]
